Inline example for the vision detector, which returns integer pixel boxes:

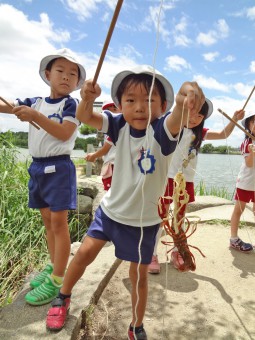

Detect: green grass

[0,133,88,307]
[195,180,232,200]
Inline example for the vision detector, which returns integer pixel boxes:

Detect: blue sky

[0,0,255,147]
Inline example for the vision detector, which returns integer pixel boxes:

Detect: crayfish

[159,171,205,272]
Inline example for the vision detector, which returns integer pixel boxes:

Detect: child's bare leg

[40,207,55,264]
[129,262,148,327]
[60,236,106,295]
[50,210,70,277]
[230,201,246,238]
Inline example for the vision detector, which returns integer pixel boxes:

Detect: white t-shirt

[99,111,179,227]
[168,127,208,182]
[236,138,255,191]
[16,96,79,157]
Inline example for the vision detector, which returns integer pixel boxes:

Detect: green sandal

[25,274,61,306]
[30,263,53,288]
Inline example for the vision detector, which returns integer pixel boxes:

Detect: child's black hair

[191,100,209,151]
[45,58,81,80]
[116,74,166,107]
[244,115,255,139]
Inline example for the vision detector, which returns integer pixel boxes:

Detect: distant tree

[79,124,97,135]
[214,145,228,154]
[200,143,214,153]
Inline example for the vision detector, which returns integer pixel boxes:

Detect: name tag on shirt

[44,165,56,174]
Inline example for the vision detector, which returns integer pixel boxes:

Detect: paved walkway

[0,192,254,339]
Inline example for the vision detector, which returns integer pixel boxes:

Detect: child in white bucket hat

[46,65,205,337]
[0,47,87,306]
[230,111,255,253]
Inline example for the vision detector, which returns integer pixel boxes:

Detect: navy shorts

[28,155,77,211]
[87,206,159,264]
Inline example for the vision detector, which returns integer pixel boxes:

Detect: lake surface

[16,148,242,197]
[194,153,242,197]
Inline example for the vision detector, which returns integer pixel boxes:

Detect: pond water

[16,148,242,197]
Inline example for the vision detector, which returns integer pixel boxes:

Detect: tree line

[200,143,240,154]
[0,128,97,152]
[0,131,240,154]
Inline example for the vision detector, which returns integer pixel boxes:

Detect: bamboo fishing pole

[0,96,40,130]
[92,0,124,86]
[242,85,255,110]
[218,108,255,141]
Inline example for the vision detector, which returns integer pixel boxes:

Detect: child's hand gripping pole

[0,96,40,130]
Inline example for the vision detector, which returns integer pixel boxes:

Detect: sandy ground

[78,222,255,340]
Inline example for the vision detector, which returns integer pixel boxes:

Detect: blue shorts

[87,206,159,264]
[28,155,77,211]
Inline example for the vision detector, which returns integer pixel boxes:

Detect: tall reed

[0,134,47,306]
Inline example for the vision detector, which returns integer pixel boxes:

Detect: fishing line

[133,0,168,336]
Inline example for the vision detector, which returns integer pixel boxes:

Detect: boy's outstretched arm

[166,81,205,136]
[77,80,103,130]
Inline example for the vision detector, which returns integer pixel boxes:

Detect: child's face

[45,57,79,98]
[107,105,119,114]
[186,112,204,128]
[118,82,166,130]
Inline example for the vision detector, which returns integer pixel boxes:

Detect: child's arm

[85,142,112,162]
[76,80,103,130]
[12,105,77,141]
[245,144,255,167]
[166,81,205,136]
[206,109,245,140]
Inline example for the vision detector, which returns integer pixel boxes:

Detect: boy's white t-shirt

[99,110,180,227]
[15,96,79,157]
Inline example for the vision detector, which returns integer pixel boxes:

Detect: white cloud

[174,34,192,47]
[250,61,255,73]
[197,31,217,46]
[222,55,235,62]
[60,0,99,21]
[197,19,229,46]
[193,74,230,92]
[203,52,219,62]
[247,6,255,20]
[216,19,229,38]
[165,55,191,72]
[0,4,69,99]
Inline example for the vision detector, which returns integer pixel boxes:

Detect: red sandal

[46,297,70,331]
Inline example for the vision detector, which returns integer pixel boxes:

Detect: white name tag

[44,165,56,174]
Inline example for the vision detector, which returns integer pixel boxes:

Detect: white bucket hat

[241,111,255,127]
[111,65,174,113]
[204,98,213,119]
[39,48,86,90]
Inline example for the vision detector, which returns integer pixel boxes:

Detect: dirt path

[78,222,255,340]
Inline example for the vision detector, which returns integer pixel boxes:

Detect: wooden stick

[0,96,40,130]
[218,108,255,141]
[92,0,124,86]
[242,85,255,110]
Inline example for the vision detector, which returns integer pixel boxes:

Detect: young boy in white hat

[45,65,205,338]
[0,48,86,305]
[85,100,119,190]
[230,111,255,253]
